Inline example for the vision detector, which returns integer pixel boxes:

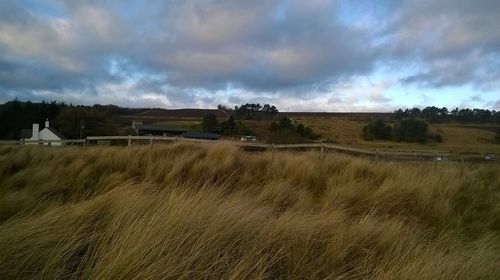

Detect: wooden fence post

[128,136,132,147]
[320,144,324,159]
[272,144,275,161]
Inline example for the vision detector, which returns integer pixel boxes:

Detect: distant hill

[136,109,228,118]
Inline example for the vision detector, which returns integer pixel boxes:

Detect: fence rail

[0,139,86,145]
[89,136,379,156]
[0,135,488,162]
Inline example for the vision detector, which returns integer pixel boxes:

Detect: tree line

[394,107,500,123]
[206,103,318,140]
[270,116,319,140]
[201,114,250,136]
[0,100,124,139]
[233,103,279,120]
[363,119,442,144]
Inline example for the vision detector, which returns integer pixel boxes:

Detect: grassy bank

[0,144,499,279]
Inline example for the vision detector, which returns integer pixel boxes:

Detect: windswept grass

[0,144,499,279]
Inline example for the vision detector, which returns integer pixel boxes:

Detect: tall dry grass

[0,143,499,279]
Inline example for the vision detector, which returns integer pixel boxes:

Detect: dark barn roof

[182,132,220,140]
[46,127,65,139]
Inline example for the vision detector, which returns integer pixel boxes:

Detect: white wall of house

[23,120,63,146]
[30,124,39,141]
[39,129,62,146]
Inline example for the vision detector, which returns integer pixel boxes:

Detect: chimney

[32,123,39,140]
[45,118,50,128]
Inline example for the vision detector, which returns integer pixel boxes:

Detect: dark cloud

[0,1,379,93]
[386,0,500,89]
[0,0,499,109]
[494,100,500,110]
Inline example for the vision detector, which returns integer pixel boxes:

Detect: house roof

[135,124,187,133]
[20,129,32,139]
[45,127,65,139]
[182,132,220,140]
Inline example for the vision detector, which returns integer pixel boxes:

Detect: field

[143,114,500,155]
[296,116,500,154]
[0,144,499,279]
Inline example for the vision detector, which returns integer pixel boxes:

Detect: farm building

[182,132,220,140]
[21,119,64,146]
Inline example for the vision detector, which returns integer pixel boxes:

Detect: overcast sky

[0,0,499,111]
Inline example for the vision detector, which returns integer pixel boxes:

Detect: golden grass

[0,144,499,279]
[298,117,500,153]
[152,116,500,154]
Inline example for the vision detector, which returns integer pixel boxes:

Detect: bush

[202,114,219,133]
[392,119,428,143]
[270,116,318,140]
[362,119,392,140]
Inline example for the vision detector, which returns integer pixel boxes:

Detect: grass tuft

[0,144,499,279]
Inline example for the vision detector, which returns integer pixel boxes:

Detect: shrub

[202,114,219,132]
[392,119,428,143]
[362,119,392,140]
[270,116,318,140]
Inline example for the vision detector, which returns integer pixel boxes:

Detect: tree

[202,114,219,132]
[278,116,293,130]
[234,103,278,120]
[220,115,237,135]
[362,119,392,140]
[303,127,314,139]
[54,106,119,138]
[217,104,232,112]
[0,99,68,139]
[393,119,428,143]
[269,116,318,140]
[262,104,278,116]
[394,109,405,120]
[296,123,305,136]
[271,116,293,131]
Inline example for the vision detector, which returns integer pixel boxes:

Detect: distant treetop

[394,106,500,123]
[234,103,278,120]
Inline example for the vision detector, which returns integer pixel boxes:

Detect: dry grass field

[151,115,500,154]
[0,144,499,279]
[297,117,500,154]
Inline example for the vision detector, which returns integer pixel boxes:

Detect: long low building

[182,132,220,140]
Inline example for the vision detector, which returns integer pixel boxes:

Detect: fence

[0,135,463,162]
[0,139,87,146]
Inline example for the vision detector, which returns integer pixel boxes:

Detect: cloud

[386,0,500,90]
[0,0,499,110]
[0,1,373,100]
[493,100,500,110]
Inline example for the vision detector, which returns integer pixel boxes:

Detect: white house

[21,119,65,146]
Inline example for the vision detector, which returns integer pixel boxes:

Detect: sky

[0,0,499,112]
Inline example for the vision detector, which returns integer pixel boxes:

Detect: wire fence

[0,135,479,163]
